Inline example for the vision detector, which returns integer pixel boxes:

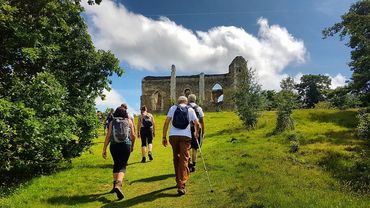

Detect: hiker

[137,105,155,163]
[102,107,136,200]
[162,96,200,195]
[104,109,114,135]
[187,94,205,172]
[121,103,136,133]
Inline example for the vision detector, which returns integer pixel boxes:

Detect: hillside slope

[1,109,369,207]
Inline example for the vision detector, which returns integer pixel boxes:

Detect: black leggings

[140,128,153,147]
[110,143,131,173]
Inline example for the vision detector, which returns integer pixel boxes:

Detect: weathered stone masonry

[141,56,248,112]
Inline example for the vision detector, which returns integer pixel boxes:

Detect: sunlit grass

[1,109,369,207]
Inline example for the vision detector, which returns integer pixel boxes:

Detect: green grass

[1,109,370,207]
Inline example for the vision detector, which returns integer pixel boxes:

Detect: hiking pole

[195,134,214,193]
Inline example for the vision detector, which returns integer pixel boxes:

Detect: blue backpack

[172,105,190,129]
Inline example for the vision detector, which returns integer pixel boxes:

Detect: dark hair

[113,107,128,118]
[121,103,128,110]
[140,105,147,111]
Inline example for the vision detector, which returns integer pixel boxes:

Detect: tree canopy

[323,0,370,105]
[296,74,331,108]
[0,0,122,180]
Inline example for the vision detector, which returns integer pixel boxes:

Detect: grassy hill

[1,109,369,207]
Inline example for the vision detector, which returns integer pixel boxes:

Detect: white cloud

[293,72,347,89]
[95,88,138,115]
[327,73,347,89]
[83,0,306,89]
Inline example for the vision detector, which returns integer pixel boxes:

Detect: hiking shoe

[190,166,196,172]
[114,181,124,200]
[141,157,146,163]
[148,153,153,161]
[177,188,186,196]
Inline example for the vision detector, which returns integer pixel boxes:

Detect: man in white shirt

[162,96,200,195]
[187,94,205,172]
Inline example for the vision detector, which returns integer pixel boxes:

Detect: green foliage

[326,87,361,109]
[314,101,332,109]
[274,77,299,133]
[0,0,122,181]
[323,0,370,106]
[261,90,277,111]
[357,109,370,140]
[296,74,331,108]
[234,66,265,129]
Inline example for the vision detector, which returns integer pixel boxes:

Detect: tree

[296,74,331,108]
[0,0,123,179]
[233,62,265,130]
[274,77,299,133]
[326,86,361,109]
[323,0,370,106]
[261,90,277,111]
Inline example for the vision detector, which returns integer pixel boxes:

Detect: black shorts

[110,143,131,173]
[191,126,202,149]
[140,128,153,147]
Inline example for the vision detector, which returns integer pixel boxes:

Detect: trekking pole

[195,134,214,193]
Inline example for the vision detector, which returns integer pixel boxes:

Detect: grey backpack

[112,117,130,143]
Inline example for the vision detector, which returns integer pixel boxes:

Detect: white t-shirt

[167,104,198,138]
[188,102,204,118]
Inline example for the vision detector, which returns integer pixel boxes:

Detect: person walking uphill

[187,94,205,172]
[102,107,136,200]
[137,105,155,163]
[162,96,200,195]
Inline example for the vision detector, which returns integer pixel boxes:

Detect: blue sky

[83,0,356,112]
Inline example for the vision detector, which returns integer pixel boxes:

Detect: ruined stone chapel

[140,56,248,112]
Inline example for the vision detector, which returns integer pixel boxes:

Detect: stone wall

[141,56,248,112]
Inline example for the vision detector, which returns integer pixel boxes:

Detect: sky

[84,0,356,113]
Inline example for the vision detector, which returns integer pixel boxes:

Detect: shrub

[314,101,332,109]
[274,79,299,134]
[357,110,370,140]
[234,65,265,130]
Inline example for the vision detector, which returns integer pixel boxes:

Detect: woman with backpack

[137,105,155,163]
[102,107,136,200]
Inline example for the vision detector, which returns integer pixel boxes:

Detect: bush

[234,65,265,130]
[274,85,299,133]
[357,109,370,140]
[314,101,332,109]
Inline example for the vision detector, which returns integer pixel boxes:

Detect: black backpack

[112,117,131,143]
[172,105,189,129]
[142,115,153,128]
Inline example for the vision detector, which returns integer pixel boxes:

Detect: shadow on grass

[318,149,370,194]
[129,174,175,184]
[308,110,358,128]
[101,186,178,208]
[207,126,246,138]
[47,192,113,205]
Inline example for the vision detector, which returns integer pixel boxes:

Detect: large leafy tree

[323,0,370,105]
[0,0,122,179]
[296,74,331,108]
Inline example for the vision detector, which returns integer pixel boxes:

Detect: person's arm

[151,114,155,137]
[199,117,205,138]
[193,119,200,139]
[129,120,136,152]
[102,122,112,159]
[137,115,141,137]
[162,117,171,147]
